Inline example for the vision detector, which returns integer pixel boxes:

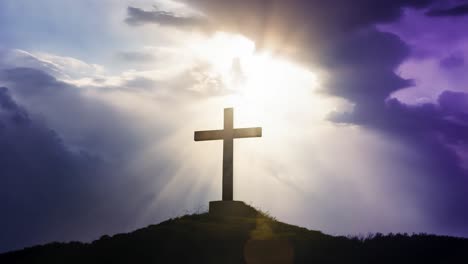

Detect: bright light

[190,32,256,76]
[190,32,331,131]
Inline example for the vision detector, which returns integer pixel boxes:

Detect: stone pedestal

[209,201,258,217]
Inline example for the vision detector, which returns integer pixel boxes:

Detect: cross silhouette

[194,108,262,201]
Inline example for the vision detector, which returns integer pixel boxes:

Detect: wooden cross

[194,108,262,201]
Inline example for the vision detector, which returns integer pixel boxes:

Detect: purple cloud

[440,53,465,69]
[426,3,468,17]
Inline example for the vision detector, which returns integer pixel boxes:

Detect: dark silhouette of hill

[1,205,468,263]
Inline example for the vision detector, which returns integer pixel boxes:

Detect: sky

[1,0,468,253]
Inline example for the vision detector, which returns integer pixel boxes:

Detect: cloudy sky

[1,0,468,253]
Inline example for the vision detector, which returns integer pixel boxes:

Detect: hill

[1,205,468,263]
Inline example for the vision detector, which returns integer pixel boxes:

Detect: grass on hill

[1,205,468,263]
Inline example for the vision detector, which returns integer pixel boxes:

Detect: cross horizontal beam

[194,127,262,141]
[194,130,224,141]
[233,127,262,139]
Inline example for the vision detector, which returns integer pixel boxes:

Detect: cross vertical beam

[223,108,234,201]
[194,108,262,201]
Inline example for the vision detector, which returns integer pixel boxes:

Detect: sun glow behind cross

[180,32,344,204]
[189,32,331,130]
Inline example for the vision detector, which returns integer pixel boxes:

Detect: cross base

[209,201,258,217]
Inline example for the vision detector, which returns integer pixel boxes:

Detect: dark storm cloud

[331,92,468,233]
[440,53,465,69]
[439,90,468,116]
[180,0,431,59]
[426,3,468,17]
[0,87,29,123]
[125,6,210,29]
[323,28,468,232]
[0,86,102,252]
[0,65,176,253]
[0,66,150,159]
[0,67,62,95]
[179,0,468,235]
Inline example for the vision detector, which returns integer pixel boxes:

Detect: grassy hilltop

[1,206,468,263]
